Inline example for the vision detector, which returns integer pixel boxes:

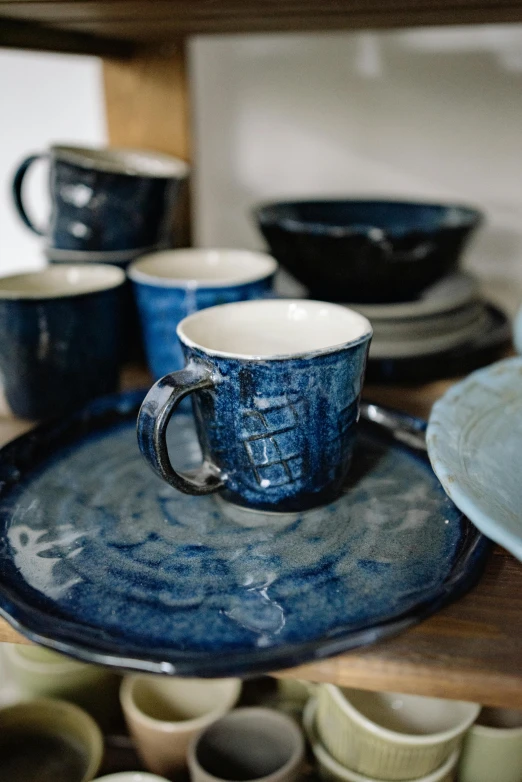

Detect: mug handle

[137,361,225,495]
[12,153,48,235]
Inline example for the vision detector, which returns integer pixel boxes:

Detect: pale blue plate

[0,391,488,676]
[427,357,522,561]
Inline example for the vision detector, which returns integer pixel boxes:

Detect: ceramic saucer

[346,272,479,321]
[427,357,522,561]
[366,304,510,383]
[0,391,488,676]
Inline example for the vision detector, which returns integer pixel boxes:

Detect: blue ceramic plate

[0,392,488,676]
[427,357,522,562]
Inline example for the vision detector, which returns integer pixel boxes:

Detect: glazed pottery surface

[129,249,277,379]
[137,299,372,511]
[365,304,509,383]
[316,684,478,780]
[13,145,189,255]
[458,707,522,782]
[346,272,479,321]
[304,699,460,782]
[3,643,121,731]
[120,676,241,776]
[0,390,488,676]
[365,301,488,360]
[0,264,124,419]
[427,357,522,561]
[255,199,482,303]
[188,707,304,782]
[0,697,103,782]
[94,775,171,782]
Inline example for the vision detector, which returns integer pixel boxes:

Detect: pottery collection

[1,142,521,781]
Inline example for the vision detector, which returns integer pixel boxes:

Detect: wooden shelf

[0,370,521,708]
[2,0,522,56]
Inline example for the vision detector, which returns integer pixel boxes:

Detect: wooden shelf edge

[0,17,136,57]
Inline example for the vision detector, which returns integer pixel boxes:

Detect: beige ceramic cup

[188,707,305,782]
[316,684,479,780]
[304,698,459,782]
[458,706,522,782]
[0,697,103,781]
[120,675,241,776]
[3,643,121,730]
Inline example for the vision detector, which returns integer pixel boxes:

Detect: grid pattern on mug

[240,396,304,487]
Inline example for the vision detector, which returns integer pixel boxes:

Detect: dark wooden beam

[0,17,136,57]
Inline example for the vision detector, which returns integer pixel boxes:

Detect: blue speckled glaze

[0,287,123,420]
[133,277,274,379]
[12,147,188,253]
[0,392,489,676]
[186,340,368,510]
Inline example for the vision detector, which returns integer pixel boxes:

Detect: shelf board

[0,368,521,706]
[2,1,522,55]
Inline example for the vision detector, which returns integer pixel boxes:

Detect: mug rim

[0,696,104,782]
[93,774,172,782]
[322,683,480,746]
[119,675,242,732]
[177,299,372,361]
[188,706,305,782]
[128,248,277,289]
[3,642,93,675]
[0,264,125,300]
[52,144,189,179]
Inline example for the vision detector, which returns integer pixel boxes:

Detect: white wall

[1,28,522,311]
[0,50,105,276]
[190,26,522,312]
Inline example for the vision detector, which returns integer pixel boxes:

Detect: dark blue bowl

[255,200,483,303]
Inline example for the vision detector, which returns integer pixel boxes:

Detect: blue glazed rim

[0,390,491,677]
[254,199,484,238]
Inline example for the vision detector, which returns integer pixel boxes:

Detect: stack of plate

[344,273,510,383]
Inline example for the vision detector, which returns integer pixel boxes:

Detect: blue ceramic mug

[12,145,189,261]
[137,299,372,512]
[0,264,125,420]
[129,249,278,379]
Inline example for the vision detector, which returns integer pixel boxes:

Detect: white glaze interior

[128,676,240,723]
[0,264,125,299]
[178,299,372,358]
[129,249,277,287]
[55,145,189,178]
[343,688,476,736]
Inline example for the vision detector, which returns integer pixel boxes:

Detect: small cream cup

[316,684,479,780]
[0,697,103,782]
[458,706,522,782]
[120,675,241,777]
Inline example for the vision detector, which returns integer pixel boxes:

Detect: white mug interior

[54,145,189,179]
[178,299,372,359]
[0,264,125,299]
[128,249,277,288]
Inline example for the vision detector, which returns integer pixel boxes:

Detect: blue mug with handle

[137,299,372,512]
[12,145,189,260]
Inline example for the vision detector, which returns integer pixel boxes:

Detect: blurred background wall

[1,25,522,311]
